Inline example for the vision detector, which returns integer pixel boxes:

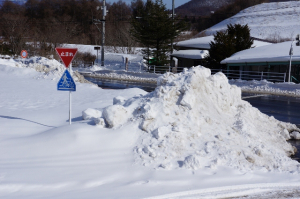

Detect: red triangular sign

[55,48,78,68]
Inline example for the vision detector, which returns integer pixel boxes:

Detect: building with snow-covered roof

[171,36,271,71]
[221,41,300,82]
[174,36,214,50]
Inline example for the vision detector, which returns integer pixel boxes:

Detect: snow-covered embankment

[84,66,300,172]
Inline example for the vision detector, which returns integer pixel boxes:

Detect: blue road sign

[57,69,76,91]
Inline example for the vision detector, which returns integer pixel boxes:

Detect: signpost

[57,70,76,91]
[55,47,78,125]
[20,50,28,58]
[94,46,100,65]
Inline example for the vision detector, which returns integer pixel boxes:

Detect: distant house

[171,36,271,72]
[221,41,300,82]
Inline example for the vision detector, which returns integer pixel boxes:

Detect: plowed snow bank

[87,66,300,172]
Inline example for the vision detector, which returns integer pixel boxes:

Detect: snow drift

[84,66,300,172]
[12,56,90,83]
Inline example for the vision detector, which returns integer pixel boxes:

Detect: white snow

[202,1,300,40]
[1,56,300,199]
[99,66,299,172]
[63,44,146,72]
[171,49,209,59]
[175,36,271,50]
[221,41,300,64]
[229,79,300,96]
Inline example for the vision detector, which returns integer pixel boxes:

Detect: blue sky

[107,0,191,9]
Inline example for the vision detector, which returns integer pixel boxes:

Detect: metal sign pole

[69,63,72,125]
[289,42,293,83]
[101,0,106,66]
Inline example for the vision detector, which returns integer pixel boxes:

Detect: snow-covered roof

[175,36,214,50]
[171,49,209,59]
[221,41,300,64]
[175,36,271,50]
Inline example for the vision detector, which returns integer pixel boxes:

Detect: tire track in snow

[143,183,300,199]
[0,150,132,168]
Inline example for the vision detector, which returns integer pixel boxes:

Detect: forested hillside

[0,0,137,56]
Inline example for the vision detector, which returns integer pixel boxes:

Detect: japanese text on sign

[60,52,74,57]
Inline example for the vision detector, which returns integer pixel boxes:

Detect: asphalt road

[85,77,156,92]
[242,94,300,127]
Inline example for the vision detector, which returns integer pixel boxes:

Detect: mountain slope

[175,0,235,16]
[201,1,300,40]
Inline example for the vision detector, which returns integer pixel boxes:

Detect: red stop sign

[55,48,78,68]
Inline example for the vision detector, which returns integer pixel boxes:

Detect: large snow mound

[4,56,91,83]
[90,66,300,172]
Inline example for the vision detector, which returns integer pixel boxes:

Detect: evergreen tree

[206,23,253,68]
[130,0,187,66]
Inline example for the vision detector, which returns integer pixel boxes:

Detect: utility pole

[171,0,175,54]
[289,41,294,83]
[101,0,106,66]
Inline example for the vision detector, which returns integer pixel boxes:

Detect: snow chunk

[82,108,102,120]
[103,105,128,128]
[281,129,291,140]
[113,96,127,105]
[291,131,300,140]
[152,126,171,140]
[183,155,202,170]
[93,118,106,128]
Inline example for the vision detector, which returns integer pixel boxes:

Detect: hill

[175,0,293,17]
[175,0,235,17]
[201,1,300,41]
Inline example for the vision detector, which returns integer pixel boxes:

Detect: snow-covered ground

[202,1,300,40]
[63,44,146,72]
[1,56,300,199]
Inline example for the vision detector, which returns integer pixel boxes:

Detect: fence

[147,65,171,74]
[72,61,94,68]
[147,65,188,74]
[211,69,286,82]
[147,65,287,82]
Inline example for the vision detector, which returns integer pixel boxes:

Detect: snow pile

[89,70,158,84]
[87,66,300,172]
[230,79,300,96]
[12,56,90,83]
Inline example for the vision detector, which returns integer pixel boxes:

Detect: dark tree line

[0,0,139,56]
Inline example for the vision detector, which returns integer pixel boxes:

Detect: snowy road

[243,94,300,127]
[143,183,300,199]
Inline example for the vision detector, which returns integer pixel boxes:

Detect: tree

[205,23,253,68]
[105,0,137,54]
[0,1,28,55]
[130,0,187,66]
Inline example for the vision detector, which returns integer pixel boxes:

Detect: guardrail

[147,66,189,74]
[211,69,286,82]
[147,65,171,74]
[292,76,300,83]
[147,66,287,82]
